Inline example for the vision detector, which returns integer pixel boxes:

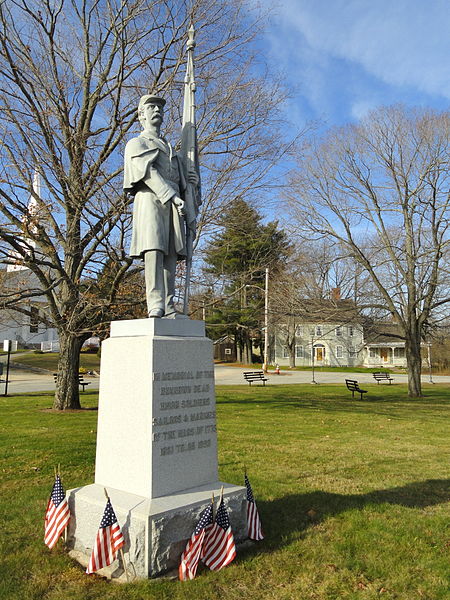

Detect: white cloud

[268,0,450,98]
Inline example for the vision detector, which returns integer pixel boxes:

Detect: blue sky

[260,0,450,127]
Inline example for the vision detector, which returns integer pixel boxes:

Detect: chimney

[331,287,341,302]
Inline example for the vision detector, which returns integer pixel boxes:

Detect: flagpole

[181,23,200,315]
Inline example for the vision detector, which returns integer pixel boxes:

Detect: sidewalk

[214,365,450,386]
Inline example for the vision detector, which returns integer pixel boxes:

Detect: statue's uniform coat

[124,133,187,258]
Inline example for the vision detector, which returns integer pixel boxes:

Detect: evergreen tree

[203,199,290,363]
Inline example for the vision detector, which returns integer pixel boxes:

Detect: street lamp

[311,336,318,384]
[427,343,434,384]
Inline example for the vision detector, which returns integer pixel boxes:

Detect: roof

[284,299,361,324]
[364,322,405,344]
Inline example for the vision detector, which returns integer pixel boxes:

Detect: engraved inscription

[153,369,216,459]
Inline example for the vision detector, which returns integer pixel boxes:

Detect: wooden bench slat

[243,371,268,386]
[53,373,91,391]
[373,372,394,384]
[345,379,367,400]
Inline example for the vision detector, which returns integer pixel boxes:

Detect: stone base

[67,481,247,580]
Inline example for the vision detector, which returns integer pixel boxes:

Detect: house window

[369,348,377,358]
[296,345,304,358]
[336,345,343,358]
[348,326,354,336]
[295,325,303,337]
[316,325,323,337]
[30,306,39,333]
[335,326,342,337]
[394,347,405,358]
[309,327,315,335]
[282,346,289,358]
[349,346,357,357]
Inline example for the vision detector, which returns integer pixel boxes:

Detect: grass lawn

[1,384,449,599]
[10,352,101,373]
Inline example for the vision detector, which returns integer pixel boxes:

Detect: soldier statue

[124,29,200,319]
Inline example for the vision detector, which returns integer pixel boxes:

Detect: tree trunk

[288,339,296,368]
[53,333,84,410]
[243,331,252,364]
[236,329,243,363]
[405,334,422,398]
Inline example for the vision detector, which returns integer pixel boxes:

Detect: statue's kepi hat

[138,94,166,111]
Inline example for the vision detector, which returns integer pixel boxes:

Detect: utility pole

[263,267,269,372]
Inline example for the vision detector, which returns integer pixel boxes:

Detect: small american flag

[179,504,213,581]
[86,498,125,574]
[245,474,264,541]
[44,474,70,549]
[202,498,236,571]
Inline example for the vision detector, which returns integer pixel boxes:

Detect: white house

[273,299,416,369]
[0,269,58,348]
[362,323,409,368]
[273,298,364,367]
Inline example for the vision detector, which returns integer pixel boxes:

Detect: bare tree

[0,0,293,409]
[287,105,450,396]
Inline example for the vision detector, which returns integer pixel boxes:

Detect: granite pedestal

[67,319,246,579]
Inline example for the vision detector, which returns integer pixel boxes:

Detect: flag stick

[54,465,57,478]
[219,486,224,503]
[103,487,109,500]
[211,492,215,520]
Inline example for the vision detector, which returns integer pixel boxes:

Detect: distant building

[213,335,237,362]
[0,171,58,348]
[0,269,58,348]
[273,294,425,369]
[273,294,364,367]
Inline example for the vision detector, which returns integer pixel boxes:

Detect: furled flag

[245,474,264,541]
[86,497,125,574]
[179,503,214,581]
[202,498,236,571]
[44,474,70,549]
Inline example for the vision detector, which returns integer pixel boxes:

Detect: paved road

[214,366,450,386]
[2,364,449,395]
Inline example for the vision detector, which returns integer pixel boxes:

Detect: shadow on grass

[216,388,450,419]
[248,478,450,553]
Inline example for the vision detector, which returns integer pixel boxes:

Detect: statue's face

[141,102,164,129]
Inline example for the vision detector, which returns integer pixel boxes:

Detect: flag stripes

[86,498,124,574]
[202,499,236,571]
[247,500,264,541]
[44,475,70,549]
[245,475,264,541]
[179,504,213,581]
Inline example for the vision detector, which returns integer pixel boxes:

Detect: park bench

[373,371,394,384]
[243,371,268,386]
[345,379,368,400]
[53,373,91,392]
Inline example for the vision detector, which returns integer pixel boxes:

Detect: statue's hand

[173,196,185,216]
[187,169,199,186]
